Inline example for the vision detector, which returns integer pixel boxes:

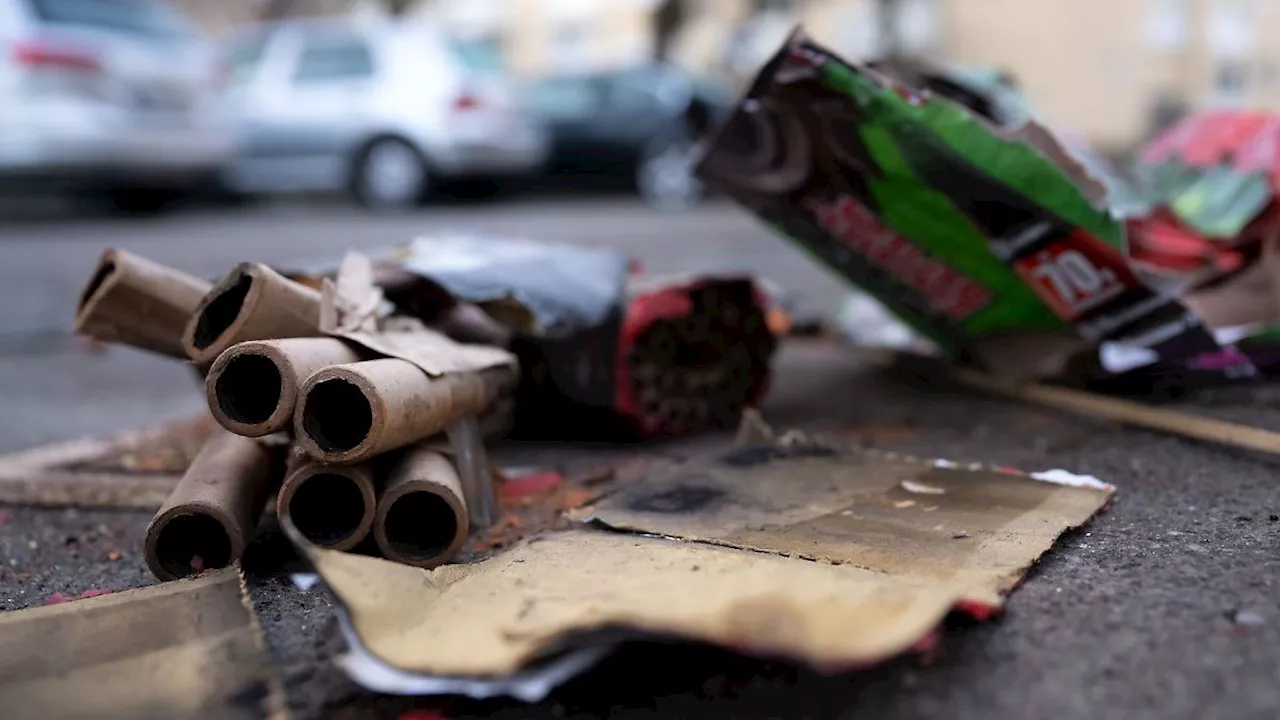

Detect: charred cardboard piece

[0,416,214,509]
[0,568,286,720]
[302,438,1112,700]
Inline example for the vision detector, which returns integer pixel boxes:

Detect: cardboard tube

[276,458,376,551]
[183,262,323,365]
[206,338,364,437]
[144,429,279,581]
[294,358,510,464]
[374,445,468,568]
[74,249,212,359]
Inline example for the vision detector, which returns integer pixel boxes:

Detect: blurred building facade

[175,0,1280,151]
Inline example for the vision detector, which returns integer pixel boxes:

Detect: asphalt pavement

[1,199,1278,720]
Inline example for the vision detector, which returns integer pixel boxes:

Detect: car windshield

[450,39,503,75]
[27,0,192,38]
[526,76,598,120]
[224,34,269,85]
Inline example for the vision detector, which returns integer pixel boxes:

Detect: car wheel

[105,187,177,215]
[351,137,429,211]
[636,139,704,211]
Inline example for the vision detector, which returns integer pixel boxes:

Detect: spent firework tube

[276,455,378,552]
[184,262,324,365]
[74,249,213,360]
[144,429,284,581]
[373,444,469,569]
[207,337,366,437]
[615,275,779,438]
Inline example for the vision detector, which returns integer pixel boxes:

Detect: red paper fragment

[79,589,113,599]
[954,599,1002,621]
[44,592,71,606]
[499,471,563,503]
[190,555,205,573]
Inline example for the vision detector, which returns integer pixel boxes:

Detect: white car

[0,0,234,212]
[220,19,551,211]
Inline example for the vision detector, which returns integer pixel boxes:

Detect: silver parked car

[0,0,234,212]
[220,19,550,210]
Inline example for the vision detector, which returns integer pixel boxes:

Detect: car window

[292,34,375,84]
[607,79,658,116]
[26,0,192,38]
[225,35,269,85]
[526,77,599,121]
[450,39,503,75]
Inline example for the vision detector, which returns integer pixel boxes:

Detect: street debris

[306,433,1111,701]
[74,248,213,360]
[278,452,379,552]
[0,568,284,720]
[0,416,214,510]
[697,30,1237,386]
[143,428,283,581]
[694,32,1280,457]
[372,444,470,568]
[619,274,780,437]
[1230,608,1267,628]
[23,24,1280,719]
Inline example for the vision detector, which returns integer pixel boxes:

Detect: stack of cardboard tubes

[74,249,515,581]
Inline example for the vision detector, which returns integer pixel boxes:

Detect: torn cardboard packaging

[696,33,1244,384]
[0,568,285,720]
[303,438,1113,701]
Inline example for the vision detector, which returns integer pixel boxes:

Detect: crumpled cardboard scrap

[320,251,518,378]
[0,568,285,720]
[304,440,1113,700]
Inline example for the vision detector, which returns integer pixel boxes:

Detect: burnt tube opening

[383,492,458,560]
[301,379,373,453]
[287,473,367,544]
[78,260,115,312]
[193,271,252,350]
[153,513,233,578]
[215,353,282,425]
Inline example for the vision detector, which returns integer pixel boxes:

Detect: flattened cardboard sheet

[0,416,213,509]
[307,441,1112,689]
[0,568,285,720]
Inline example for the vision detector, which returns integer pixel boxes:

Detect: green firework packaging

[697,33,1245,375]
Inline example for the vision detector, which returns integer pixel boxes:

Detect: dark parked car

[521,65,734,209]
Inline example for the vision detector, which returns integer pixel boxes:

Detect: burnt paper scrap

[304,441,1112,700]
[0,568,285,720]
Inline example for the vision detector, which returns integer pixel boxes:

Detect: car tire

[105,187,177,215]
[351,137,429,211]
[636,138,704,211]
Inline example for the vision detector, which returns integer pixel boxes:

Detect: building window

[1146,0,1191,52]
[1212,61,1250,106]
[896,0,939,54]
[552,22,593,73]
[1208,0,1255,59]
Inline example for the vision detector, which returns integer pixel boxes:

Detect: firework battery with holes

[696,32,1242,376]
[616,275,778,438]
